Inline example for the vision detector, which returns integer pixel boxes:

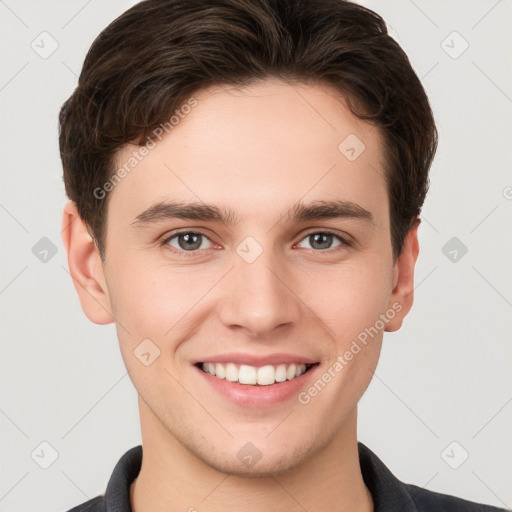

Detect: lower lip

[193,364,319,408]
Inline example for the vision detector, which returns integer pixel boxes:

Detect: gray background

[0,0,511,510]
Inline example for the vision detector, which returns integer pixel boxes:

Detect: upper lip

[194,353,318,367]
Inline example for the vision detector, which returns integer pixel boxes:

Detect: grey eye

[297,232,343,251]
[167,232,212,251]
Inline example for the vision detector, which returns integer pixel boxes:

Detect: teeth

[225,363,238,382]
[239,365,257,385]
[257,365,275,386]
[275,364,287,382]
[201,362,309,385]
[215,363,226,379]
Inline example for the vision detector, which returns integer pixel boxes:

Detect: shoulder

[405,482,508,511]
[64,495,105,512]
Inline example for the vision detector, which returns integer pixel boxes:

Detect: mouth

[195,362,319,386]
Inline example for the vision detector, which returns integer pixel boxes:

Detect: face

[66,79,417,476]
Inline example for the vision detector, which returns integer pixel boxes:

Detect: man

[59,0,506,510]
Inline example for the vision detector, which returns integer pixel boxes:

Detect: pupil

[179,233,201,250]
[311,233,332,250]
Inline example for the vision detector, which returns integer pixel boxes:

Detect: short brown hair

[59,0,437,260]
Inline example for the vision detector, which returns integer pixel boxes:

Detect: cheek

[109,245,393,356]
[297,267,388,416]
[110,270,195,400]
[109,266,217,356]
[300,260,393,343]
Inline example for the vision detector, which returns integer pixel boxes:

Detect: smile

[198,362,315,386]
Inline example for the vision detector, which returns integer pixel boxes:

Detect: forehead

[108,79,388,227]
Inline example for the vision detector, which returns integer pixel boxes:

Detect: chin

[194,438,318,477]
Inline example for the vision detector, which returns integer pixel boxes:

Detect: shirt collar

[358,442,419,511]
[105,445,142,512]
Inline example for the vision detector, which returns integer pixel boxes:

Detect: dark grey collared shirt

[65,442,507,511]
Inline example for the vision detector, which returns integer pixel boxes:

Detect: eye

[296,231,348,251]
[162,231,214,252]
[160,229,350,255]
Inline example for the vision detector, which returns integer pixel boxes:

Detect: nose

[217,244,302,339]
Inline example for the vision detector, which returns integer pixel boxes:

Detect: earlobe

[61,200,114,325]
[385,222,420,332]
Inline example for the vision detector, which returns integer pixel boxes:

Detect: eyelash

[159,229,352,256]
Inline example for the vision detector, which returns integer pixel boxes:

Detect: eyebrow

[131,199,374,228]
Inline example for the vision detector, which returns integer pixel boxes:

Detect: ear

[61,199,114,325]
[385,221,420,332]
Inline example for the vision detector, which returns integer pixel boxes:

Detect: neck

[130,400,373,512]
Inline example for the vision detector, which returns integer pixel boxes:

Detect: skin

[61,79,419,512]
